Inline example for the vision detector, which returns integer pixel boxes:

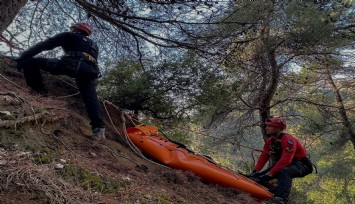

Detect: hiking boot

[90,128,105,141]
[271,197,286,204]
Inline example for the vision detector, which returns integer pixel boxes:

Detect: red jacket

[255,133,307,176]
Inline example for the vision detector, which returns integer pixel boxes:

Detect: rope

[100,100,136,125]
[0,60,261,168]
[0,71,80,99]
[0,62,168,168]
[147,118,252,179]
[251,150,256,166]
[53,92,80,99]
[126,115,268,173]
[130,116,264,154]
[102,100,170,169]
[0,73,24,90]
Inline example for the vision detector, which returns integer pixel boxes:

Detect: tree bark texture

[257,5,281,141]
[0,0,28,33]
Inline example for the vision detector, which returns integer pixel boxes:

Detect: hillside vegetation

[0,59,257,204]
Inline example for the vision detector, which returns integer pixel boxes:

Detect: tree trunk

[325,70,355,149]
[257,5,280,141]
[0,0,28,33]
[259,104,271,141]
[259,50,280,141]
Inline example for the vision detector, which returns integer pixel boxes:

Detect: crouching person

[250,117,313,204]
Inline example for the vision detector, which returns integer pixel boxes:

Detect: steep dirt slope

[0,58,259,204]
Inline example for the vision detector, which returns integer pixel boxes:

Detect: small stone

[18,151,31,156]
[55,163,64,169]
[0,111,11,116]
[0,148,6,155]
[89,152,97,157]
[144,194,153,199]
[122,176,131,181]
[59,159,66,164]
[0,160,7,165]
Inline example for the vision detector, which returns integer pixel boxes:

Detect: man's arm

[255,139,271,171]
[268,137,297,176]
[19,32,68,60]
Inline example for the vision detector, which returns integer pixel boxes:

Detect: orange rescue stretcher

[126,125,273,201]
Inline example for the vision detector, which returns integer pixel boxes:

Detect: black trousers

[19,57,105,129]
[274,157,313,201]
[254,157,313,201]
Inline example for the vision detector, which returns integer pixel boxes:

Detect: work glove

[258,173,273,183]
[249,170,260,182]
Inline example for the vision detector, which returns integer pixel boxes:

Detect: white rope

[102,100,169,169]
[0,73,24,90]
[54,92,80,99]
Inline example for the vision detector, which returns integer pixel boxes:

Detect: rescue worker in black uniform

[16,22,105,141]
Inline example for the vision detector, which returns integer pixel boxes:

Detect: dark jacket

[20,32,98,60]
[19,32,100,80]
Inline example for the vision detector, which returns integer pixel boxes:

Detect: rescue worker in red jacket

[16,23,105,141]
[250,117,313,204]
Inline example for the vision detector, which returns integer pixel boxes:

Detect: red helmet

[265,117,286,130]
[70,22,93,36]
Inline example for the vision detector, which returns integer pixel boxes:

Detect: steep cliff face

[0,58,257,204]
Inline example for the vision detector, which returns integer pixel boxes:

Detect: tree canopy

[0,1,354,203]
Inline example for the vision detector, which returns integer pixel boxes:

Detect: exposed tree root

[0,111,66,128]
[0,91,23,106]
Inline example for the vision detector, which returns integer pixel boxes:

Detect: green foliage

[99,54,225,119]
[36,108,48,114]
[59,164,132,193]
[2,1,354,203]
[60,164,105,192]
[292,142,354,204]
[167,129,191,147]
[155,192,171,204]
[33,146,56,164]
[0,114,17,120]
[284,1,334,47]
[99,59,175,118]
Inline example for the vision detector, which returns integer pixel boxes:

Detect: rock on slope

[0,58,258,204]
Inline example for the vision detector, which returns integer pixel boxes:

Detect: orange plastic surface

[126,126,273,201]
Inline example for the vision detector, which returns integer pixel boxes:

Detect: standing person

[250,117,313,204]
[16,22,105,141]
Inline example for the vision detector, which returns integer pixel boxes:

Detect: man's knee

[18,58,36,69]
[279,162,310,179]
[22,57,48,65]
[18,57,58,71]
[278,168,291,178]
